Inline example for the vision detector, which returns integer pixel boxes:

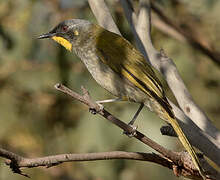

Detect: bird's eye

[62,25,68,32]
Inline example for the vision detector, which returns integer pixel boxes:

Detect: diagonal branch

[54,84,180,163]
[150,2,220,66]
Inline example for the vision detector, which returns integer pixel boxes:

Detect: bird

[38,19,206,179]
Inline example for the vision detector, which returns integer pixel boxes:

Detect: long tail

[163,109,206,179]
[147,94,206,179]
[143,87,206,179]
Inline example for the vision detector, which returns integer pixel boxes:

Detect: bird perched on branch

[38,19,206,179]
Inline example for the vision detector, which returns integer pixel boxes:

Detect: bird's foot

[89,102,104,115]
[123,124,138,137]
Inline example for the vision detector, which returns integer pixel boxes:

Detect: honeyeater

[38,19,205,179]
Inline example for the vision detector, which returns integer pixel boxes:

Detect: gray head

[38,19,93,51]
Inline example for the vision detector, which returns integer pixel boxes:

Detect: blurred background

[0,0,219,179]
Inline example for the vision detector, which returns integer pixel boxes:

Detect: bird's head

[38,19,93,51]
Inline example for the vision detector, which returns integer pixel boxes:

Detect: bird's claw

[123,124,138,137]
[89,108,97,114]
[96,103,104,110]
[89,102,104,115]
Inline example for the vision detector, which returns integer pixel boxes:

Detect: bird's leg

[89,97,122,114]
[128,103,144,125]
[96,97,122,104]
[96,97,122,110]
[124,103,144,137]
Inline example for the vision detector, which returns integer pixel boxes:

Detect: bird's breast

[73,46,149,103]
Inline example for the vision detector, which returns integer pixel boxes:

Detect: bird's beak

[37,32,56,39]
[38,31,72,51]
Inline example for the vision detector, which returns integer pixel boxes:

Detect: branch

[54,84,180,163]
[0,149,171,168]
[151,13,187,42]
[88,0,121,35]
[0,148,29,178]
[54,84,218,180]
[151,2,220,66]
[1,147,208,180]
[160,125,177,137]
[120,0,220,142]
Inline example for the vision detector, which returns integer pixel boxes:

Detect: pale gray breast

[74,46,150,104]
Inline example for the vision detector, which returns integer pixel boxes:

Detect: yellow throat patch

[52,36,72,51]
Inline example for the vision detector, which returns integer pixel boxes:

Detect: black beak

[37,32,56,39]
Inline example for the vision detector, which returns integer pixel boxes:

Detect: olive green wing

[95,27,164,100]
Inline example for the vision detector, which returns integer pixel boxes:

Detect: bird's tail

[164,111,206,179]
[146,96,206,179]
